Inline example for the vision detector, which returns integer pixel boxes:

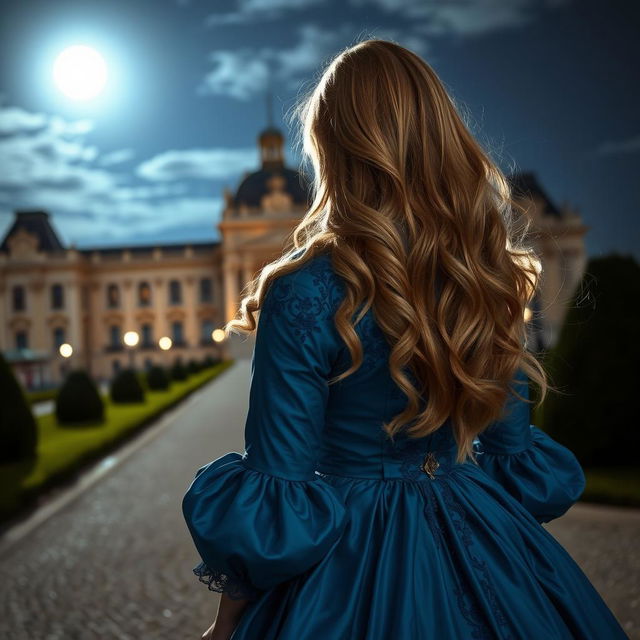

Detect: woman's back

[182,249,628,639]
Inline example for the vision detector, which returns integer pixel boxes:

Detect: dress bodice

[260,248,460,482]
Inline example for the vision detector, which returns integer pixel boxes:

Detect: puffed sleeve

[181,257,349,601]
[472,367,587,524]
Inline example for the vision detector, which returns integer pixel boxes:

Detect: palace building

[0,125,588,390]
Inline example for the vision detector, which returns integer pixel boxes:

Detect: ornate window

[169,280,182,305]
[201,319,214,343]
[12,285,25,312]
[200,277,213,303]
[53,327,66,348]
[107,283,120,308]
[109,325,121,348]
[172,320,184,344]
[138,281,152,307]
[51,283,64,309]
[141,323,153,347]
[16,330,28,350]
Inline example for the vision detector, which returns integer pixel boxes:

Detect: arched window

[106,283,120,308]
[169,280,182,305]
[138,281,152,307]
[51,283,64,309]
[12,285,25,311]
[199,277,213,303]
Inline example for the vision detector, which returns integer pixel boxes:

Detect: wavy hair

[226,38,551,465]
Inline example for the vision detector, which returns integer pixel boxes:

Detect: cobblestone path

[0,361,636,639]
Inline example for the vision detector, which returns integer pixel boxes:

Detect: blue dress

[181,250,628,639]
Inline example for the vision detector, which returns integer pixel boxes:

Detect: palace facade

[0,125,588,390]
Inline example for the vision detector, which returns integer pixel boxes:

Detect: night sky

[0,0,638,259]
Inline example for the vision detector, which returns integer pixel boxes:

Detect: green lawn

[0,360,234,523]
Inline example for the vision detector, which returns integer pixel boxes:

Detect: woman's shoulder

[265,248,346,319]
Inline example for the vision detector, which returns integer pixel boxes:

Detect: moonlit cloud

[404,0,573,37]
[197,24,429,101]
[0,106,48,135]
[137,147,258,181]
[98,148,136,166]
[197,49,272,100]
[205,0,325,27]
[594,134,640,156]
[0,105,229,246]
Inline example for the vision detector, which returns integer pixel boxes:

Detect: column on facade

[28,279,46,350]
[153,277,168,355]
[241,260,254,294]
[89,281,103,378]
[184,275,198,352]
[66,279,82,365]
[121,278,134,338]
[223,256,240,324]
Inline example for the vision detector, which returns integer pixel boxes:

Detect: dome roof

[234,167,311,208]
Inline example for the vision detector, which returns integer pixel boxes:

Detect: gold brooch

[421,452,440,479]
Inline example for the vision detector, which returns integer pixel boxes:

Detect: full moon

[53,45,108,100]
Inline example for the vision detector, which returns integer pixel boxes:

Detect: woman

[182,39,628,639]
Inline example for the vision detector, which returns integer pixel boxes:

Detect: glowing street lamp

[158,336,172,351]
[124,330,139,370]
[57,342,73,380]
[59,343,73,358]
[212,328,226,360]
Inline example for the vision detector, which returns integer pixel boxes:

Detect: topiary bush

[110,368,145,404]
[186,358,201,375]
[0,351,38,463]
[170,359,188,381]
[541,253,640,467]
[202,354,220,368]
[56,369,105,426]
[146,365,170,391]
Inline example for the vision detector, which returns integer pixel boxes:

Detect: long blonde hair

[226,38,549,465]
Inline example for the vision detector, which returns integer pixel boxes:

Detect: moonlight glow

[53,45,108,100]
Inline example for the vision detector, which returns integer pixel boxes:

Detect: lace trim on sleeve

[192,561,262,601]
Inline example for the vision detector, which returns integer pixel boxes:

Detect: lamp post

[212,328,226,360]
[58,342,73,380]
[124,330,140,371]
[159,336,172,369]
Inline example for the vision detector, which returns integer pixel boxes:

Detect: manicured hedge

[0,352,38,464]
[0,360,234,524]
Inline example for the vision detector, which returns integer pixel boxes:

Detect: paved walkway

[0,360,637,639]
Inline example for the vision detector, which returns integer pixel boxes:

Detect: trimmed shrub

[147,365,170,391]
[110,368,145,403]
[0,352,38,463]
[56,369,105,426]
[202,354,221,368]
[170,359,188,381]
[186,358,201,375]
[541,254,640,466]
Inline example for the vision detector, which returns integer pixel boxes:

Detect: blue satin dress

[181,250,628,639]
